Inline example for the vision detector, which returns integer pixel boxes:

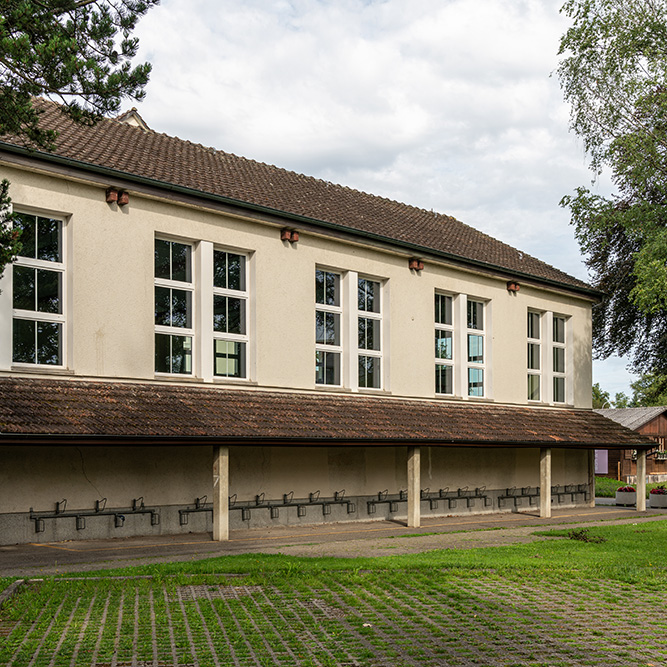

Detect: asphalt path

[1,504,665,577]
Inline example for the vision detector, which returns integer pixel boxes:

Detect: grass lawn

[595,475,666,497]
[1,521,667,666]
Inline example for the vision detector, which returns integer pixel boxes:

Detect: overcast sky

[132,0,634,398]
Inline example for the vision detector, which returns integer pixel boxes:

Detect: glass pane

[467,300,483,330]
[527,312,540,339]
[214,339,245,378]
[468,368,484,396]
[316,350,340,385]
[14,213,36,259]
[554,376,565,403]
[37,217,60,262]
[359,355,381,388]
[154,239,171,279]
[227,253,244,291]
[214,250,228,289]
[155,333,171,372]
[36,269,61,314]
[37,321,61,365]
[468,334,484,363]
[154,286,171,326]
[227,297,245,335]
[553,317,565,344]
[554,347,565,373]
[527,342,540,370]
[435,364,453,394]
[326,312,340,345]
[435,330,452,360]
[214,295,228,333]
[171,289,191,328]
[326,271,339,306]
[171,242,191,282]
[13,318,35,363]
[359,317,380,350]
[358,278,380,312]
[528,374,540,401]
[13,265,35,310]
[435,294,452,325]
[171,335,192,374]
[315,270,325,304]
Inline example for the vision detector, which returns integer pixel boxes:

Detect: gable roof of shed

[594,407,667,431]
[0,100,592,294]
[0,378,653,449]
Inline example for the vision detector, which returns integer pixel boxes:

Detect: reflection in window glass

[467,300,483,330]
[468,334,484,363]
[553,376,565,403]
[435,365,453,394]
[214,339,245,377]
[358,278,380,312]
[435,330,452,360]
[316,350,340,385]
[468,368,484,396]
[155,334,192,374]
[528,374,540,401]
[359,355,381,388]
[435,294,452,326]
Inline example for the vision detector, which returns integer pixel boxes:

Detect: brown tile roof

[0,378,652,449]
[1,100,592,293]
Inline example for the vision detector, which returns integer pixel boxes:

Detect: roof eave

[0,141,602,301]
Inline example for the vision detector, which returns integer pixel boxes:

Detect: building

[595,407,667,482]
[0,100,653,546]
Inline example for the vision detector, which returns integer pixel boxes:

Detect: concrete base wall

[0,444,590,545]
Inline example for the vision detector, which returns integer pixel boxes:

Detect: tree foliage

[0,0,158,150]
[592,381,612,408]
[558,0,667,374]
[0,0,157,282]
[628,372,667,405]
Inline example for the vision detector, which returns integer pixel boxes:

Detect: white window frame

[154,237,195,376]
[527,310,542,402]
[315,267,343,387]
[212,246,249,380]
[10,210,67,369]
[552,314,567,404]
[465,297,486,398]
[357,274,383,390]
[435,292,454,395]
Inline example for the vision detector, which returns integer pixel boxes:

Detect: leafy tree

[592,382,612,408]
[613,391,631,408]
[0,0,158,283]
[629,373,667,406]
[558,0,667,374]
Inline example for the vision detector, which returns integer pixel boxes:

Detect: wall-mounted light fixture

[280,228,299,243]
[105,188,118,203]
[117,191,129,206]
[506,281,521,293]
[409,258,424,271]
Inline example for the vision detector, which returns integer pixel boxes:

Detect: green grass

[2,521,667,666]
[595,475,666,497]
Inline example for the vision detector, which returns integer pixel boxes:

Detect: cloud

[131,0,634,393]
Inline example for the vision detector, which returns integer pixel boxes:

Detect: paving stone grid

[1,574,666,667]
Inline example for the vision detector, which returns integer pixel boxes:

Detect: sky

[131,0,635,398]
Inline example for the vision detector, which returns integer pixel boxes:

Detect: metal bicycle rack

[437,486,492,510]
[179,490,357,524]
[29,497,160,533]
[498,486,540,509]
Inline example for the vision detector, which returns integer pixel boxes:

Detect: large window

[12,213,65,366]
[155,239,193,374]
[358,276,382,389]
[315,269,342,385]
[466,299,485,396]
[213,249,248,378]
[553,315,566,403]
[435,293,454,394]
[527,311,541,401]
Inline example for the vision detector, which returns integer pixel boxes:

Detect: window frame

[154,237,195,376]
[357,275,383,390]
[435,292,454,395]
[466,297,486,397]
[315,268,343,386]
[11,211,67,369]
[552,314,567,404]
[527,310,542,402]
[212,247,249,379]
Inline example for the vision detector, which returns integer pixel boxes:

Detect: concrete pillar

[588,449,596,507]
[540,447,552,518]
[407,445,421,528]
[213,445,229,541]
[636,448,647,512]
